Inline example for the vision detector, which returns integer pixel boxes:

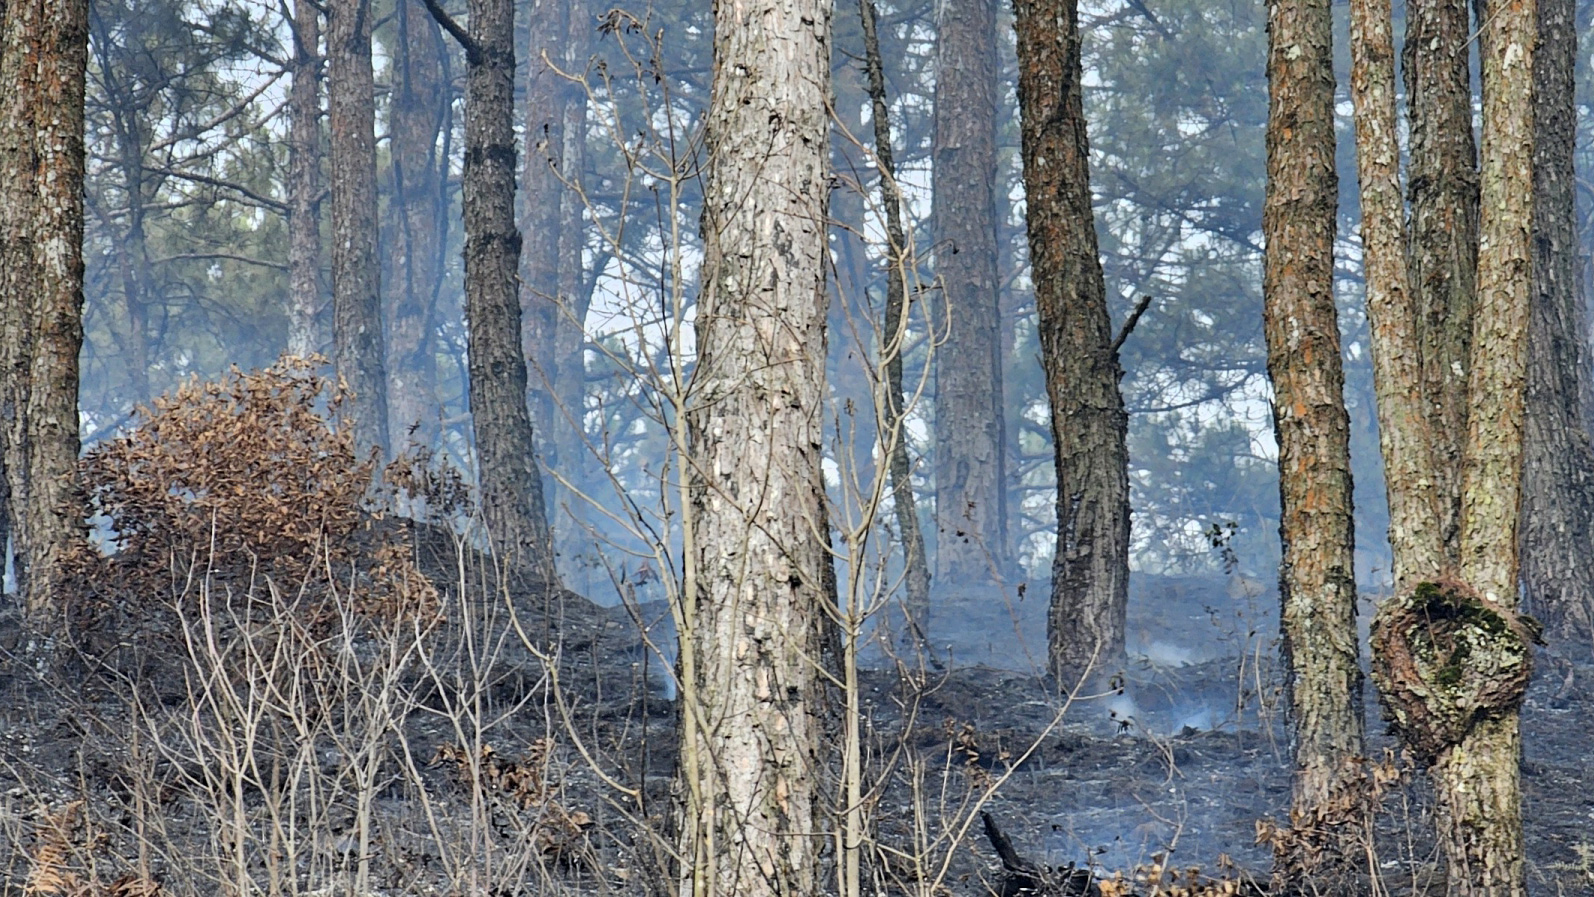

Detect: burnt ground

[0,538,1591,896]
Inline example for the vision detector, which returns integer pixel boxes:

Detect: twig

[1110,294,1156,356]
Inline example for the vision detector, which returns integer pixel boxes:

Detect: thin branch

[1110,294,1156,356]
[149,168,290,214]
[418,0,480,64]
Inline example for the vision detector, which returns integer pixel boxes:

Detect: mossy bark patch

[1370,579,1540,761]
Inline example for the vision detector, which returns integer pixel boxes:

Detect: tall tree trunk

[328,0,390,458]
[1348,0,1444,595]
[0,0,89,612]
[861,0,931,646]
[386,0,445,449]
[1434,0,1537,890]
[550,0,593,584]
[520,0,566,441]
[424,0,558,579]
[1403,0,1478,571]
[1013,0,1131,678]
[675,0,834,891]
[1521,0,1594,641]
[1359,0,1537,889]
[1261,0,1364,883]
[287,0,323,358]
[932,0,1009,583]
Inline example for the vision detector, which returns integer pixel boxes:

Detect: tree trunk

[1261,0,1364,883]
[861,0,931,646]
[424,0,558,580]
[1403,0,1478,570]
[386,0,445,449]
[1348,0,1444,595]
[932,0,1009,583]
[520,0,566,440]
[675,0,834,891]
[328,0,390,458]
[0,0,89,612]
[1432,0,1537,891]
[1013,0,1131,678]
[551,0,593,584]
[287,0,323,358]
[1520,0,1594,641]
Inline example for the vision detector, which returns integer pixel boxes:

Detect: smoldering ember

[0,0,1588,894]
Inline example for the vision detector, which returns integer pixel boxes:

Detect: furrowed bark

[1403,0,1478,567]
[1520,0,1594,640]
[1013,0,1132,678]
[287,0,323,358]
[675,0,835,891]
[932,0,1009,583]
[328,0,390,458]
[1261,0,1365,882]
[0,0,90,613]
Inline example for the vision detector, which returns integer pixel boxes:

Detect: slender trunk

[424,0,558,579]
[676,0,834,891]
[328,0,390,458]
[1521,0,1594,640]
[1261,0,1364,882]
[386,0,445,449]
[932,0,1009,583]
[551,0,592,582]
[287,0,323,358]
[1403,0,1478,566]
[1432,0,1537,892]
[1013,0,1131,678]
[0,0,89,612]
[1348,0,1444,594]
[860,0,931,645]
[520,0,566,441]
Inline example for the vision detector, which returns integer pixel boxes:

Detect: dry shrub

[432,740,595,856]
[62,356,438,652]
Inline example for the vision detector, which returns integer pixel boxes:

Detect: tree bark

[1261,0,1364,882]
[675,0,834,891]
[1432,0,1536,891]
[1520,0,1594,641]
[1013,0,1131,678]
[551,0,593,583]
[861,0,931,646]
[425,0,558,580]
[386,0,446,448]
[1403,0,1478,570]
[0,0,89,612]
[287,0,323,358]
[1348,0,1444,595]
[932,0,1009,583]
[328,0,390,458]
[520,0,567,439]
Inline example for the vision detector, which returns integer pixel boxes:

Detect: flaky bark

[1261,0,1364,883]
[1348,0,1443,594]
[1403,0,1478,567]
[328,0,390,458]
[386,0,446,447]
[861,0,931,643]
[0,0,89,612]
[1013,0,1131,677]
[1520,0,1594,640]
[1434,0,1537,891]
[287,0,323,358]
[675,0,834,892]
[932,0,1009,582]
[425,0,558,579]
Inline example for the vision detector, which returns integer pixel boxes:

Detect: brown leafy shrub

[62,356,439,649]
